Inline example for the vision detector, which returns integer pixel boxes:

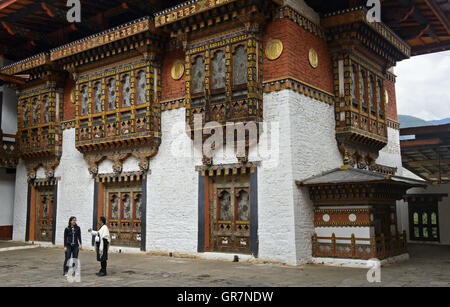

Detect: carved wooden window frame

[190,54,206,98]
[231,43,248,92]
[210,48,227,94]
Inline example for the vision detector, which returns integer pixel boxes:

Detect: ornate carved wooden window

[121,74,132,108]
[377,81,383,117]
[185,33,263,134]
[192,55,205,95]
[236,189,249,221]
[107,78,116,111]
[74,59,160,153]
[360,70,366,108]
[17,86,61,158]
[43,96,50,123]
[212,50,226,90]
[368,75,374,110]
[22,102,30,127]
[81,85,89,116]
[93,82,102,114]
[351,65,357,101]
[409,202,439,242]
[136,70,147,105]
[233,45,248,87]
[32,98,40,125]
[218,190,232,221]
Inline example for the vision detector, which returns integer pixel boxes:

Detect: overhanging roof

[0,0,183,61]
[305,0,450,56]
[297,166,427,186]
[401,124,450,182]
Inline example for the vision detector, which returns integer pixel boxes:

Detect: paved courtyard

[0,242,449,287]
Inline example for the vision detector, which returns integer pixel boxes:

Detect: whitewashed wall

[376,127,403,175]
[54,128,94,247]
[0,168,15,226]
[257,90,342,265]
[376,126,408,235]
[146,108,199,254]
[12,161,28,241]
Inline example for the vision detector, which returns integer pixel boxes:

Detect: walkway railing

[312,231,408,260]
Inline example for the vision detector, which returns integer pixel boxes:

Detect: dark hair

[68,216,77,227]
[99,216,106,225]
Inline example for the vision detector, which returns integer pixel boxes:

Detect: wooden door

[36,188,54,242]
[104,183,142,247]
[211,176,251,254]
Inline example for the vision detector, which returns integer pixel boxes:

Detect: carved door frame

[198,169,258,257]
[102,182,143,248]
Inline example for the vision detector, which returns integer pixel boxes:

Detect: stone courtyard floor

[0,242,449,287]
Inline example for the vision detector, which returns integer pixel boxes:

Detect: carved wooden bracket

[24,157,61,182]
[83,146,158,177]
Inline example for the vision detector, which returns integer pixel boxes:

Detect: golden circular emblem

[309,48,318,68]
[171,61,185,80]
[385,89,389,104]
[265,39,283,61]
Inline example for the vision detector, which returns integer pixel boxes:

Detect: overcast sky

[395,50,450,121]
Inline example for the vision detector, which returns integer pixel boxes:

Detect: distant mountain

[398,115,433,129]
[430,118,450,125]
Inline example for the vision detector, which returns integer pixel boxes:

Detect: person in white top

[88,216,110,276]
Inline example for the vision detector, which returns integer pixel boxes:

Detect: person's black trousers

[63,245,79,274]
[100,260,107,273]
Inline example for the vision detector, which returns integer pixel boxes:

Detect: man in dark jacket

[63,216,82,276]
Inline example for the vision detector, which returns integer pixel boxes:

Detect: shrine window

[32,98,40,125]
[211,50,226,91]
[236,189,249,221]
[233,45,248,87]
[42,96,50,123]
[93,81,102,114]
[107,78,116,111]
[192,55,205,95]
[360,70,367,111]
[351,65,357,102]
[377,81,383,117]
[22,101,29,127]
[368,75,375,114]
[136,70,147,105]
[121,74,132,108]
[218,190,232,221]
[409,202,440,242]
[81,85,89,116]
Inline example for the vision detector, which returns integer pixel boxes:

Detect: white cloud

[395,50,450,121]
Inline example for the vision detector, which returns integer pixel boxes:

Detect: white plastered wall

[256,90,342,265]
[12,161,28,241]
[146,107,199,254]
[376,126,409,234]
[53,128,95,247]
[0,168,15,226]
